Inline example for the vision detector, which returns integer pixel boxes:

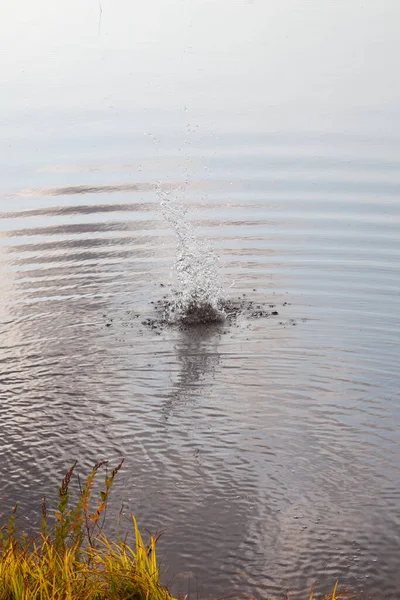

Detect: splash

[159,190,225,325]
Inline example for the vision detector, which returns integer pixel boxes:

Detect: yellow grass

[267,580,359,599]
[0,460,174,600]
[0,520,173,600]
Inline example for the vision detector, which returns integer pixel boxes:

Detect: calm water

[1,2,400,598]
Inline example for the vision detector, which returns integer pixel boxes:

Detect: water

[1,1,400,599]
[159,189,225,324]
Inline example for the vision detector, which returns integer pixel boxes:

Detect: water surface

[1,2,400,599]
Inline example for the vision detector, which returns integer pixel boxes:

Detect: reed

[0,460,173,600]
[0,461,358,600]
[267,581,359,599]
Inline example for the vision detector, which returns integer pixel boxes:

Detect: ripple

[0,146,399,600]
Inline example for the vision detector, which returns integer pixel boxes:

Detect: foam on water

[159,190,226,325]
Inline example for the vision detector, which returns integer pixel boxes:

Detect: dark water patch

[18,182,180,196]
[0,202,152,220]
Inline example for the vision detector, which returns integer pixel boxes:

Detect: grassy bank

[0,461,357,600]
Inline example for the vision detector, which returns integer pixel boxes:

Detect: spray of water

[159,189,225,325]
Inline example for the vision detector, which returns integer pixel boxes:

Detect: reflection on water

[17,181,210,197]
[161,324,222,422]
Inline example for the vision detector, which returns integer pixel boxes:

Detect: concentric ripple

[0,135,400,600]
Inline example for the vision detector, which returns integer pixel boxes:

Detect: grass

[266,581,359,600]
[0,460,173,600]
[0,461,358,600]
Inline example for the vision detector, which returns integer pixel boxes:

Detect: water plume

[159,189,225,325]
